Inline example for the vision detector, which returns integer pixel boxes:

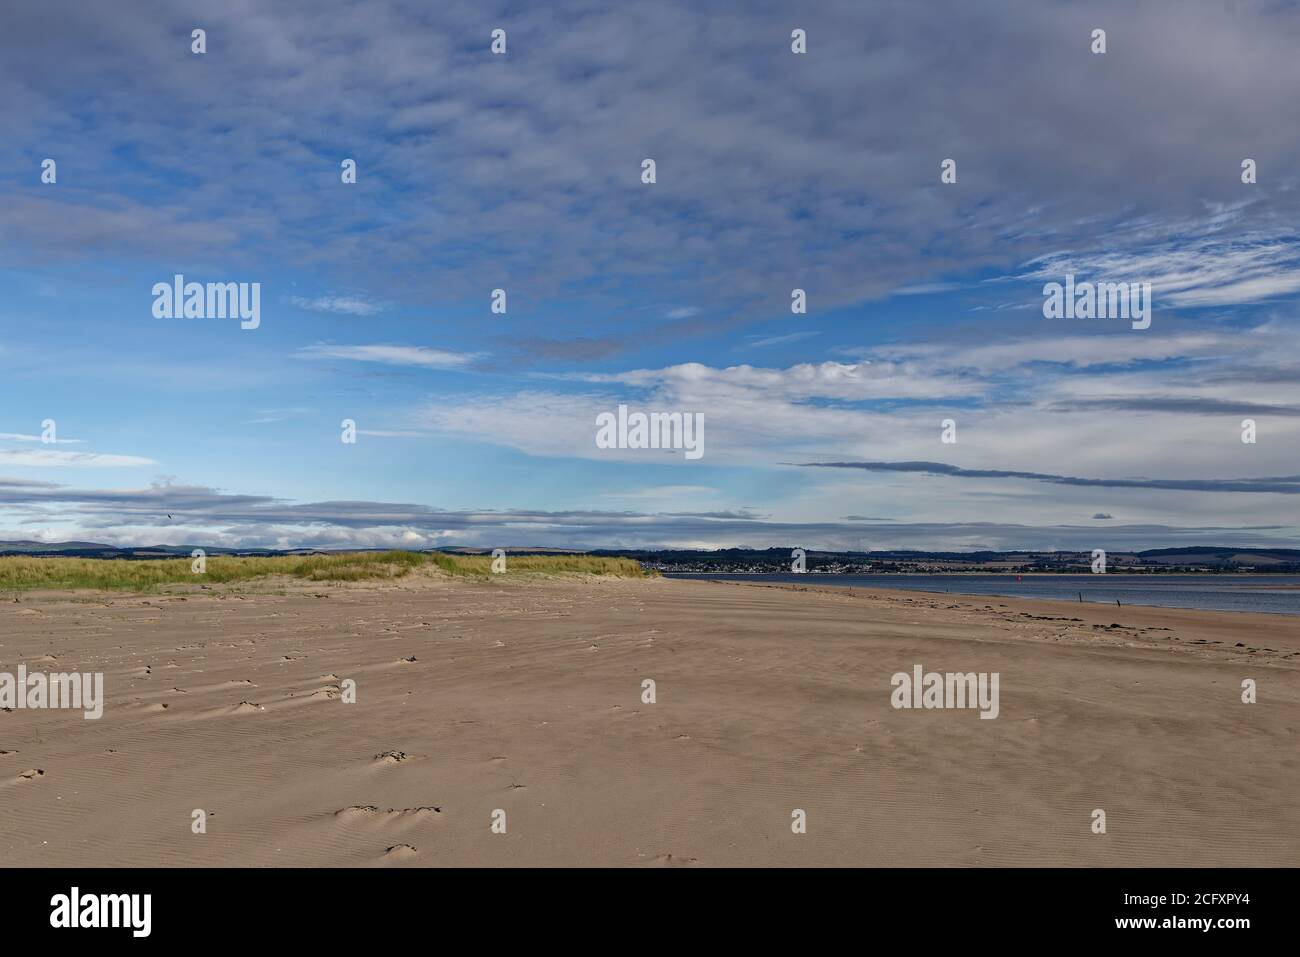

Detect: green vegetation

[426,552,649,579]
[0,550,652,593]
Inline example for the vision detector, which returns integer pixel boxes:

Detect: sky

[1,0,1299,552]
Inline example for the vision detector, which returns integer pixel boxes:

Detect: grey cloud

[1048,397,1300,417]
[1202,365,1300,386]
[7,1,1300,348]
[0,474,1293,551]
[801,461,1300,494]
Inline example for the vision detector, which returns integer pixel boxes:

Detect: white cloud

[0,449,155,468]
[296,343,483,369]
[747,331,820,348]
[602,485,718,500]
[0,432,83,444]
[865,331,1242,374]
[289,295,387,316]
[1018,228,1300,310]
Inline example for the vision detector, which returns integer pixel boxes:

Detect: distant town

[603,547,1300,575]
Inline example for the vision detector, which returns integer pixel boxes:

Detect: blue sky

[2,0,1299,550]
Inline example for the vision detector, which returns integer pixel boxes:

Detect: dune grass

[426,552,649,579]
[0,551,651,592]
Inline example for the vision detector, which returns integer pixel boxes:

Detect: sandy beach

[2,574,1297,867]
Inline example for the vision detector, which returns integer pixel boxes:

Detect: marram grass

[425,552,649,578]
[0,551,652,592]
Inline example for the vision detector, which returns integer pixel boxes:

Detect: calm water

[664,573,1300,616]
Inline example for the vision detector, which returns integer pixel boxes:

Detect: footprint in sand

[383,844,418,859]
[17,768,45,781]
[372,751,408,765]
[336,806,442,827]
[643,853,700,867]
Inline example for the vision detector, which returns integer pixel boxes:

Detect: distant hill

[0,542,594,560]
[0,541,317,559]
[1135,547,1300,565]
[0,542,1296,571]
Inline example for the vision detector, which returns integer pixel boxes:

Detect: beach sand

[2,574,1296,867]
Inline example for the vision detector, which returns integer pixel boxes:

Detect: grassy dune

[0,551,652,592]
[426,552,648,578]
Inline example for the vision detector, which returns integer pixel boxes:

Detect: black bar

[3,867,1285,942]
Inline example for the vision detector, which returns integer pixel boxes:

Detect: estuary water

[664,573,1300,616]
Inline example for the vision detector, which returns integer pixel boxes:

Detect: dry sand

[2,574,1297,867]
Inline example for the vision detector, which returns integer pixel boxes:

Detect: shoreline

[662,570,1300,578]
[671,577,1300,653]
[662,572,1300,616]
